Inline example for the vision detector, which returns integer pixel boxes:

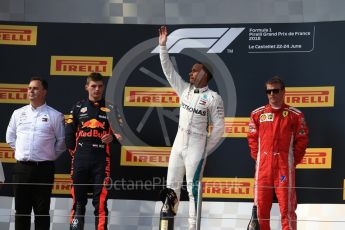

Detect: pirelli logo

[52,174,71,195]
[50,56,113,76]
[0,25,37,45]
[124,87,179,107]
[0,84,28,104]
[202,178,254,199]
[223,117,250,138]
[297,148,332,169]
[121,146,171,167]
[0,143,15,163]
[285,86,334,107]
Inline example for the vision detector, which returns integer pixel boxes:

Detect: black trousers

[70,148,110,230]
[12,161,55,230]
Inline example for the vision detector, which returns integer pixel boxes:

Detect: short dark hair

[197,62,213,81]
[30,77,48,90]
[266,76,285,90]
[86,72,104,85]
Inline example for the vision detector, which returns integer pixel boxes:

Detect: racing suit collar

[193,85,208,94]
[267,103,287,112]
[88,98,105,107]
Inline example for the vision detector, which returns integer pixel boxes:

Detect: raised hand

[159,26,168,46]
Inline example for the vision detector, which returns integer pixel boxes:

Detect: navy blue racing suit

[65,98,113,230]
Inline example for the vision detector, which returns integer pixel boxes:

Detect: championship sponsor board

[202,177,254,199]
[50,56,113,76]
[0,21,343,204]
[52,174,71,195]
[285,87,334,107]
[0,24,37,45]
[124,87,179,107]
[120,146,171,167]
[297,148,332,169]
[0,143,15,163]
[223,117,250,138]
[0,83,28,104]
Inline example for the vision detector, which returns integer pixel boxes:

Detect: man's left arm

[0,161,5,185]
[293,112,309,165]
[101,130,114,144]
[101,122,123,144]
[206,94,225,154]
[54,113,66,159]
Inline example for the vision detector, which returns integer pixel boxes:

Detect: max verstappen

[66,72,119,230]
[159,26,225,230]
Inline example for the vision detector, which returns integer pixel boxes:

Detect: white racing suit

[160,45,225,229]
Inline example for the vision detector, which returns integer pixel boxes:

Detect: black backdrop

[0,21,344,204]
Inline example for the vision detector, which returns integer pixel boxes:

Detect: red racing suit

[247,103,308,230]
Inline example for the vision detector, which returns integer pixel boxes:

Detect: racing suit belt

[178,125,207,137]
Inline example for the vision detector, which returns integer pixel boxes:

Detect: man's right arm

[160,46,189,97]
[159,26,189,97]
[6,111,17,150]
[247,112,259,161]
[0,161,5,184]
[65,104,79,153]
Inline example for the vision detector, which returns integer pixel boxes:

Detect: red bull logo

[79,119,107,138]
[82,119,105,129]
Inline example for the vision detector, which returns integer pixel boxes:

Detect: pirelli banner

[0,21,344,204]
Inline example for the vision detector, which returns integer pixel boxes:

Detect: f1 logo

[151,27,245,53]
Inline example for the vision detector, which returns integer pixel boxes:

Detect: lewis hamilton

[158,26,225,230]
